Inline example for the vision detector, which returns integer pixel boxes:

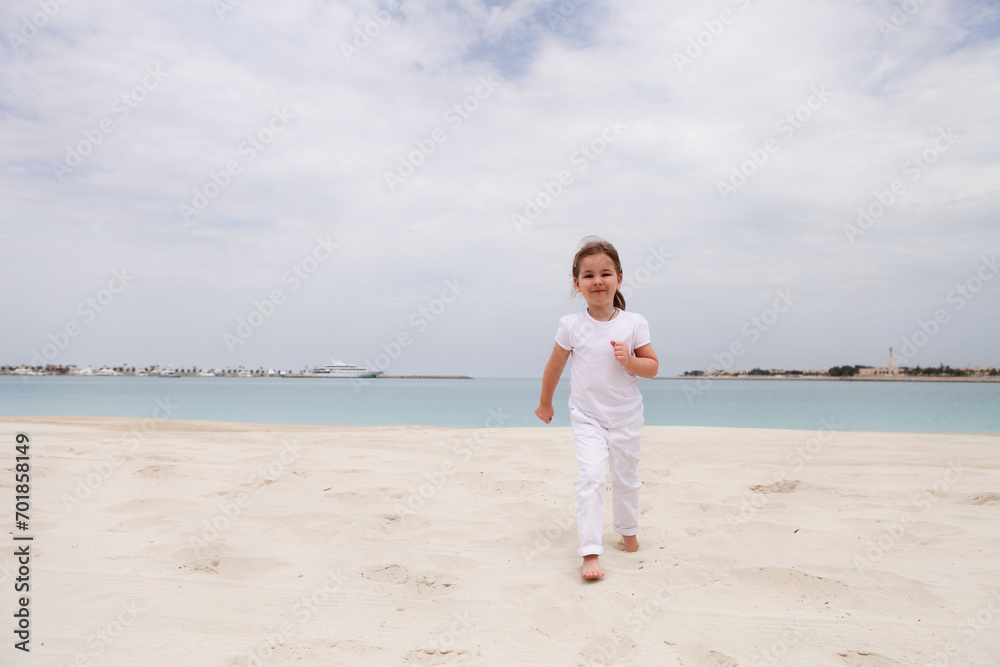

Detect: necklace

[590,307,616,321]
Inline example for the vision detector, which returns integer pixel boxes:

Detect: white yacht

[301,358,382,378]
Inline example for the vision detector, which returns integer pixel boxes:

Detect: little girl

[535,237,659,580]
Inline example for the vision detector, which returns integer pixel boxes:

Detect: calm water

[1,375,998,433]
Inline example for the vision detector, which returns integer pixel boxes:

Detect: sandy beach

[1,416,998,666]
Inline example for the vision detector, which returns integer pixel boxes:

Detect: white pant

[571,409,643,557]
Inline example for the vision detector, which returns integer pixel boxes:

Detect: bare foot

[581,554,604,580]
[619,535,639,552]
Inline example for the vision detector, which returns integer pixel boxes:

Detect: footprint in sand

[837,649,907,666]
[324,487,403,504]
[728,566,850,602]
[134,464,176,478]
[675,646,738,666]
[749,480,800,494]
[472,479,549,496]
[177,555,289,577]
[368,513,436,538]
[965,492,1000,505]
[402,647,475,664]
[578,630,638,663]
[360,564,455,597]
[187,558,222,574]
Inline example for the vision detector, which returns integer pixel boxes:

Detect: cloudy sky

[2,0,998,377]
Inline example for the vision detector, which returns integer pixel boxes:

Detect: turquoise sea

[1,375,998,434]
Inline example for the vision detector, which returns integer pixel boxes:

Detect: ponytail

[614,289,626,311]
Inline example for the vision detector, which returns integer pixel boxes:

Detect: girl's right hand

[535,404,554,424]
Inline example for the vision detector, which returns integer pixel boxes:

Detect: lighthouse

[889,347,894,374]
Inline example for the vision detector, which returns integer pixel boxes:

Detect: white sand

[1,416,998,666]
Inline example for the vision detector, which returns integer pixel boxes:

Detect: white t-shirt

[554,308,652,428]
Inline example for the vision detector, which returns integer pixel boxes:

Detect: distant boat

[96,368,119,376]
[296,358,383,378]
[196,369,216,377]
[159,367,179,377]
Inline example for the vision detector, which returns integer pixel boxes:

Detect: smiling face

[574,252,622,310]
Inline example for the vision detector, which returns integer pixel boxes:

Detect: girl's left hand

[611,340,630,368]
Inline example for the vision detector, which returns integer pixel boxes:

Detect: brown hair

[571,236,626,311]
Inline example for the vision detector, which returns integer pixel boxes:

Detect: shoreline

[6,414,1000,435]
[5,372,999,382]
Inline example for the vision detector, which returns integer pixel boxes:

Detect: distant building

[859,348,900,376]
